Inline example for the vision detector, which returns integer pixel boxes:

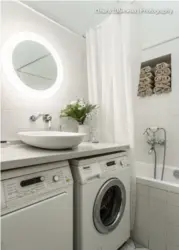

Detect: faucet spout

[43,114,52,130]
[30,113,52,130]
[47,120,51,130]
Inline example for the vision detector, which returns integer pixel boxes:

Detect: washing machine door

[93,178,126,234]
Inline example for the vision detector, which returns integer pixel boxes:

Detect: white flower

[70,100,77,105]
[78,99,85,107]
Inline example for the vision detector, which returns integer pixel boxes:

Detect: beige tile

[149,235,166,250]
[167,224,179,247]
[149,218,167,250]
[136,183,149,197]
[133,226,149,248]
[135,196,149,228]
[167,192,179,207]
[150,187,167,201]
[167,204,179,226]
[149,199,167,222]
[166,244,179,250]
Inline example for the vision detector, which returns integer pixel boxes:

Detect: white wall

[1,1,88,140]
[134,2,179,167]
[140,1,179,49]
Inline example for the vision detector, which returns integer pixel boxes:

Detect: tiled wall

[1,1,88,140]
[133,181,179,250]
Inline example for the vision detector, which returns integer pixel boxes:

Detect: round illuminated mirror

[12,40,57,91]
[2,32,63,98]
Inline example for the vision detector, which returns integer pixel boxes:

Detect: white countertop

[1,142,129,171]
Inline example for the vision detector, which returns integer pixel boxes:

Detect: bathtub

[133,161,179,250]
[136,161,179,194]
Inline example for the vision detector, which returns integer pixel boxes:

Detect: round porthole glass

[93,178,126,234]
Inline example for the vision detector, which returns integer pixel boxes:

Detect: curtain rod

[142,36,179,51]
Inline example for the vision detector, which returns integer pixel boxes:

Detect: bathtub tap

[173,169,179,179]
[148,145,157,179]
[143,127,167,180]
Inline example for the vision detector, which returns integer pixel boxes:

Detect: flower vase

[78,124,90,142]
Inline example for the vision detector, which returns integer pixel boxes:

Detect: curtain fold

[86,9,142,231]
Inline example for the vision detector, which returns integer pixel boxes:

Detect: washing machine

[71,151,131,250]
[1,161,73,250]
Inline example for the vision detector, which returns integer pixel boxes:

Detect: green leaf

[60,99,98,124]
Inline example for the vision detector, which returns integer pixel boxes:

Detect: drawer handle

[87,174,100,181]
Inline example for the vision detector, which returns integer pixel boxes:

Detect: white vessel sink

[18,131,86,149]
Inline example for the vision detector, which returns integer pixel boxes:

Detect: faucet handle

[43,114,52,122]
[29,113,43,122]
[30,115,37,122]
[157,139,165,145]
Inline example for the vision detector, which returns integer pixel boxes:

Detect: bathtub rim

[136,176,179,194]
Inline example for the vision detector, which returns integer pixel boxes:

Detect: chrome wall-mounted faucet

[143,127,167,180]
[30,113,52,130]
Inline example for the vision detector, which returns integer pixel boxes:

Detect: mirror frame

[2,32,63,98]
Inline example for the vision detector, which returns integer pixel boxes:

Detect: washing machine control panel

[116,156,129,168]
[75,154,129,184]
[1,163,73,215]
[102,155,129,172]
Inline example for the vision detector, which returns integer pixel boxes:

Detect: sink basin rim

[18,131,86,149]
[18,131,86,137]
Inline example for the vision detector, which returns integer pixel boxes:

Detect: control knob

[53,175,59,182]
[40,176,45,182]
[119,160,126,167]
[119,160,123,167]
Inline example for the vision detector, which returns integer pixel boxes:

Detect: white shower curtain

[86,10,142,230]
